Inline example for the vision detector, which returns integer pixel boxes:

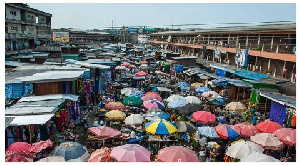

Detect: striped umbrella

[145,119,177,135]
[215,124,239,140]
[143,99,165,110]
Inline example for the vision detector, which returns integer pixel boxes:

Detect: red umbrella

[215,124,239,140]
[255,121,282,133]
[88,126,121,138]
[5,151,33,162]
[29,139,53,153]
[6,142,31,153]
[191,111,216,124]
[273,128,296,146]
[234,123,246,131]
[240,124,260,137]
[140,61,148,64]
[229,125,242,134]
[158,146,199,162]
[135,71,148,76]
[121,62,130,67]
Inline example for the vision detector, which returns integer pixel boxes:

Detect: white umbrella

[121,88,138,96]
[166,95,185,103]
[124,114,145,125]
[184,96,202,104]
[226,140,264,159]
[115,66,127,70]
[250,133,284,150]
[240,151,280,162]
[225,102,247,112]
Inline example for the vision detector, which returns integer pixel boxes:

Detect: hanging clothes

[286,110,293,127]
[61,111,69,127]
[85,81,91,94]
[63,81,71,94]
[6,128,14,147]
[269,101,287,126]
[291,114,296,127]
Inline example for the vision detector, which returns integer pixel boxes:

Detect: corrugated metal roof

[19,94,79,102]
[5,117,15,128]
[259,91,296,108]
[6,107,58,116]
[7,114,55,126]
[5,61,30,67]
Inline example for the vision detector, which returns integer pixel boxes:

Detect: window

[27,14,34,20]
[10,11,17,16]
[10,26,18,31]
[41,17,45,22]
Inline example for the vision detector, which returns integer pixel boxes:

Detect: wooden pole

[28,125,32,144]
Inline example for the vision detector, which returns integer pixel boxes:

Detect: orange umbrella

[240,124,260,137]
[88,148,112,162]
[255,121,282,133]
[105,102,126,110]
[273,128,296,146]
[29,139,53,153]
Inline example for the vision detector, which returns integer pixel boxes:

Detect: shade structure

[123,96,143,107]
[240,151,280,162]
[110,144,151,162]
[175,64,184,72]
[255,121,282,133]
[140,61,148,64]
[105,102,126,110]
[225,102,247,112]
[50,141,89,161]
[198,126,219,138]
[143,109,170,121]
[6,142,31,153]
[88,147,111,162]
[143,99,165,110]
[145,119,177,135]
[115,66,127,70]
[195,86,211,93]
[158,146,199,162]
[166,95,186,102]
[124,114,145,125]
[121,62,130,66]
[128,64,136,68]
[142,93,162,101]
[225,140,264,159]
[88,126,121,138]
[5,151,33,162]
[250,133,284,150]
[135,71,148,76]
[38,156,65,162]
[105,110,126,120]
[215,124,239,140]
[167,99,187,108]
[175,121,197,132]
[201,91,220,98]
[184,96,201,104]
[234,123,246,131]
[174,103,203,115]
[240,124,260,137]
[273,128,296,146]
[129,91,144,98]
[192,111,216,124]
[121,88,138,96]
[29,139,53,153]
[191,82,203,89]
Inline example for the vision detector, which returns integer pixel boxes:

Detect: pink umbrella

[105,102,126,110]
[201,91,220,98]
[140,61,148,64]
[6,142,31,153]
[142,94,162,101]
[135,71,148,76]
[88,126,121,138]
[88,147,112,162]
[229,125,242,134]
[121,62,130,67]
[5,151,33,162]
[29,139,53,153]
[158,146,199,162]
[240,124,260,137]
[143,99,165,110]
[110,144,151,162]
[255,121,282,133]
[191,111,216,124]
[273,128,296,146]
[234,123,246,131]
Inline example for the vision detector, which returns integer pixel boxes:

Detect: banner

[214,49,220,60]
[235,49,248,67]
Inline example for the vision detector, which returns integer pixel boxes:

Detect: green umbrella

[123,96,143,107]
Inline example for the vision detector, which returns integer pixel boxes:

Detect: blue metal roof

[234,70,270,81]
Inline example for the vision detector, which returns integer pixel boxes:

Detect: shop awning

[258,91,296,108]
[234,70,270,81]
[7,114,55,126]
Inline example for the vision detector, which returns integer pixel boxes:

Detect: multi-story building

[5,3,52,51]
[149,23,296,81]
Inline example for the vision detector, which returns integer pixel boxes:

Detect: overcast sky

[27,3,296,30]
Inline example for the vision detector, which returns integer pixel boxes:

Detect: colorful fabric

[269,101,287,126]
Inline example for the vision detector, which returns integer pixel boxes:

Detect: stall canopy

[258,91,296,109]
[7,114,55,126]
[234,70,270,81]
[5,117,15,128]
[19,94,79,102]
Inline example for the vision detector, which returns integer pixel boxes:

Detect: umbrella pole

[28,125,32,144]
[243,88,245,100]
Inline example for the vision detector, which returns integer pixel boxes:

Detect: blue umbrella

[217,116,228,124]
[129,91,144,98]
[198,126,219,138]
[175,64,183,72]
[167,99,188,108]
[177,82,189,88]
[50,142,88,161]
[195,87,211,93]
[153,87,158,92]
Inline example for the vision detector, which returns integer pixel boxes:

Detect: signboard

[235,49,248,67]
[214,49,220,60]
[52,32,69,43]
[128,28,137,33]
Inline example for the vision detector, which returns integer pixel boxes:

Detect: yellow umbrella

[225,102,247,112]
[105,110,126,120]
[191,82,203,89]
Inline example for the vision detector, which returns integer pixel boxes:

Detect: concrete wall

[5,6,21,21]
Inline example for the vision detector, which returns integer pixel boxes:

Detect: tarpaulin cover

[5,83,33,99]
[269,101,287,126]
[212,79,228,86]
[234,70,270,81]
[175,64,183,72]
[82,70,91,79]
[216,69,226,77]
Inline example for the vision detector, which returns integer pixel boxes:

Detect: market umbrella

[174,103,203,115]
[177,82,189,88]
[192,111,216,124]
[123,96,143,107]
[158,146,199,162]
[184,96,201,104]
[143,99,165,110]
[215,124,239,140]
[239,151,280,162]
[115,66,127,70]
[255,121,283,133]
[121,88,138,96]
[140,61,148,64]
[167,99,188,108]
[229,125,242,134]
[124,114,145,125]
[240,124,260,137]
[121,62,130,66]
[175,64,184,72]
[105,110,126,120]
[135,71,148,76]
[191,82,203,89]
[195,86,211,93]
[234,123,247,131]
[144,111,170,121]
[250,133,284,150]
[5,151,33,162]
[198,126,219,138]
[225,140,264,159]
[88,126,121,138]
[50,141,90,161]
[145,119,177,135]
[6,142,31,153]
[105,102,126,110]
[128,64,136,68]
[29,139,53,153]
[88,147,111,162]
[206,99,224,106]
[225,102,247,112]
[129,91,144,98]
[201,91,220,98]
[166,94,185,103]
[37,156,65,162]
[273,128,296,146]
[110,144,151,162]
[175,121,197,132]
[142,93,163,102]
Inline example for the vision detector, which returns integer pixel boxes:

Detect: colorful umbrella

[88,147,111,162]
[174,103,203,115]
[144,111,170,121]
[142,93,163,102]
[124,114,145,125]
[129,91,144,98]
[240,151,280,162]
[5,151,33,162]
[198,126,219,138]
[273,128,296,146]
[225,102,247,112]
[115,66,127,70]
[201,91,220,98]
[184,96,201,104]
[215,124,239,140]
[143,99,165,110]
[6,142,31,153]
[191,82,203,89]
[166,95,186,102]
[167,99,187,108]
[29,139,53,153]
[255,121,282,133]
[145,119,177,135]
[250,133,284,150]
[88,126,121,138]
[121,88,138,96]
[121,62,130,66]
[234,123,246,131]
[226,140,264,159]
[158,146,199,162]
[50,142,90,161]
[135,71,148,76]
[195,87,211,93]
[229,125,242,134]
[123,96,143,107]
[240,124,260,137]
[175,121,197,132]
[192,111,216,124]
[110,144,151,162]
[177,82,190,88]
[38,156,66,162]
[105,102,126,110]
[105,110,126,120]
